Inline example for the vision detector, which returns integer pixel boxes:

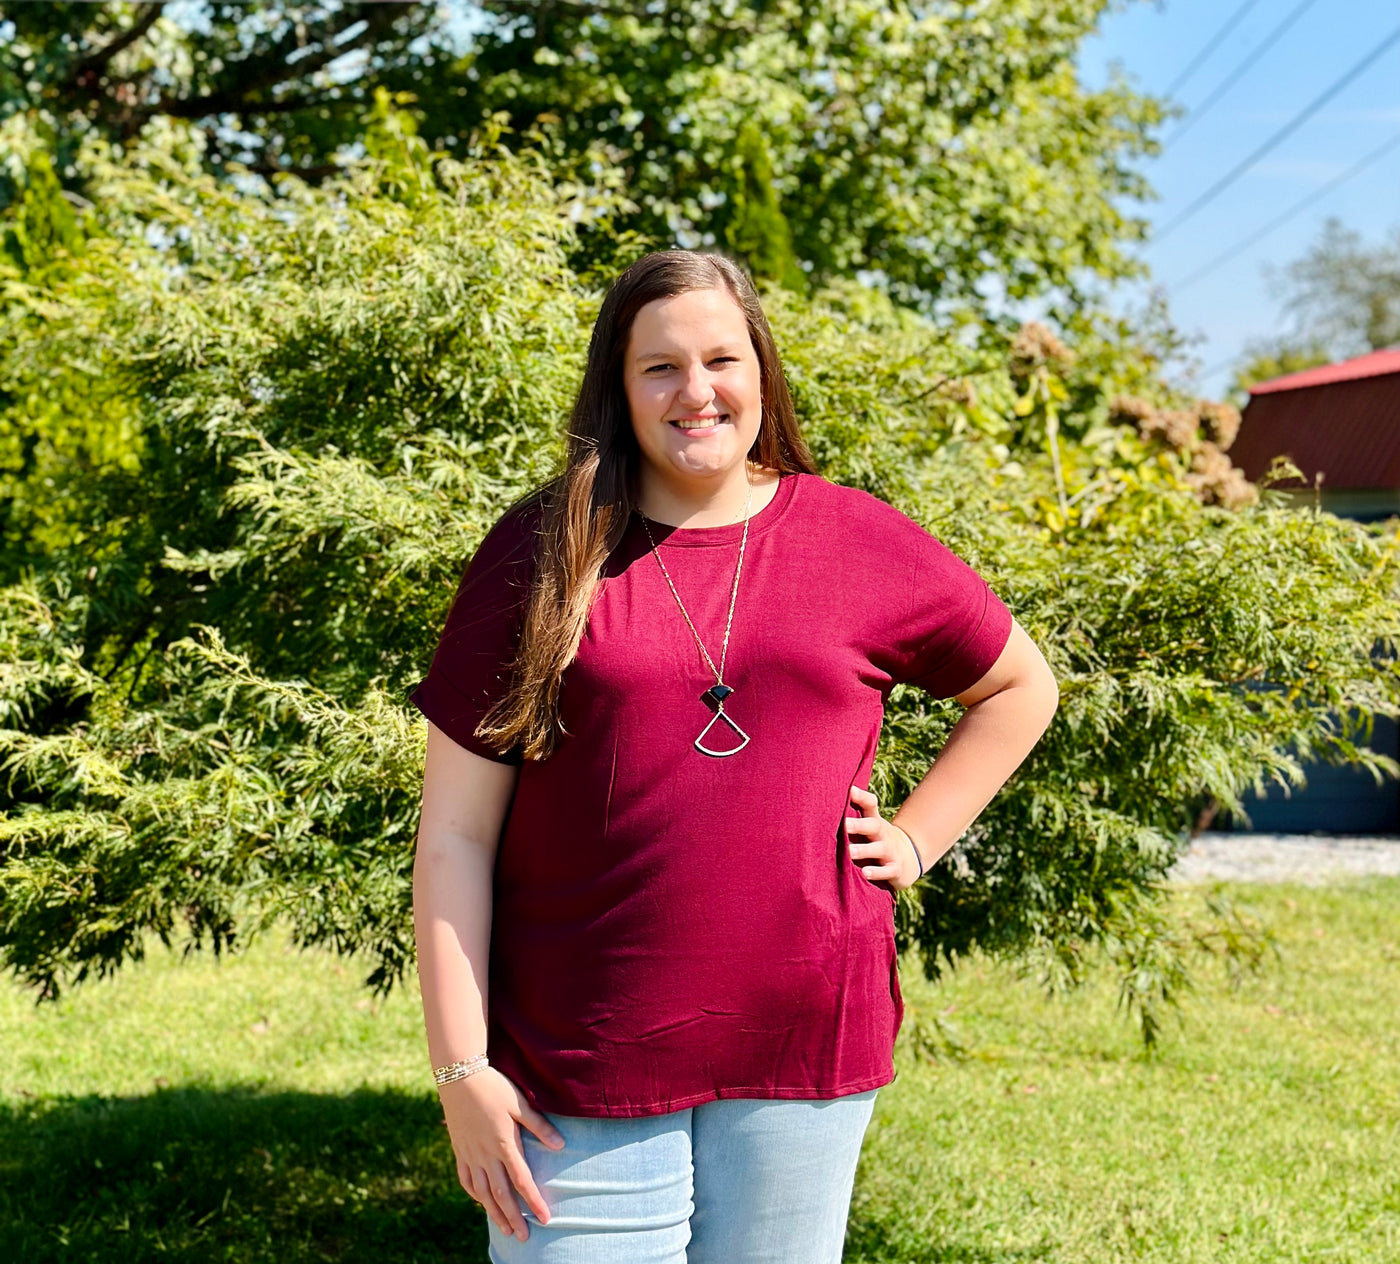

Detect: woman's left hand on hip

[846,785,922,892]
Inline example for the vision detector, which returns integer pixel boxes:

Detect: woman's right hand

[439,1067,566,1241]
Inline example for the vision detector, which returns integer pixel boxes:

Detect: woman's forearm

[412,835,496,1067]
[890,672,1058,872]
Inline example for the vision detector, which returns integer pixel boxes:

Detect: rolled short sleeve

[877,505,1013,699]
[407,501,542,764]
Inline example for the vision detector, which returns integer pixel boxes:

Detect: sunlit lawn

[3,879,1397,1262]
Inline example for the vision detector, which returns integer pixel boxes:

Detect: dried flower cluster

[1142,408,1201,449]
[1010,321,1075,379]
[1109,396,1255,509]
[1198,400,1242,452]
[1108,395,1156,428]
[1186,442,1258,509]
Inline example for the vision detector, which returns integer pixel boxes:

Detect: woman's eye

[645,358,738,373]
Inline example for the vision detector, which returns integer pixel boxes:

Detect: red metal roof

[1248,347,1400,395]
[1231,366,1400,489]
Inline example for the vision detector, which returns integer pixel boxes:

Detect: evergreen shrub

[2,110,1396,1045]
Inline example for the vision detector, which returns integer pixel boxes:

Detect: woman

[409,249,1058,1262]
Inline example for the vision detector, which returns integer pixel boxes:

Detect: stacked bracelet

[432,1053,489,1087]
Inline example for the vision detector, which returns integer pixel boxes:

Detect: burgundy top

[409,471,1013,1117]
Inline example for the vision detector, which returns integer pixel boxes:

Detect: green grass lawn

[3,879,1397,1263]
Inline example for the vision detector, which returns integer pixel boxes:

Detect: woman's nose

[677,365,716,406]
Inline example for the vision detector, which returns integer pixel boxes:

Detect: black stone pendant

[695,684,750,757]
[701,683,735,711]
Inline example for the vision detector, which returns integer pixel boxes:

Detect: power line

[1172,131,1400,293]
[1154,26,1400,244]
[1163,0,1265,100]
[1167,0,1322,149]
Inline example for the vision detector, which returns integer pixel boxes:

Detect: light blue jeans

[486,1089,879,1263]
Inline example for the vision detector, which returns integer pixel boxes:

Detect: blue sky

[1078,0,1400,394]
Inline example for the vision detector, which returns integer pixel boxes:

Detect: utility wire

[1163,0,1265,100]
[1172,131,1400,293]
[1154,26,1400,244]
[1167,0,1322,148]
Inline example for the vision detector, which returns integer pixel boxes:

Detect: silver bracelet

[433,1053,489,1087]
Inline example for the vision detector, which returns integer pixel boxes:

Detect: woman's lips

[670,414,729,435]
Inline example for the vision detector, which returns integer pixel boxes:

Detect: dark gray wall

[1229,716,1399,834]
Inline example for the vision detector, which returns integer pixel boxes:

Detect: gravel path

[1169,832,1400,885]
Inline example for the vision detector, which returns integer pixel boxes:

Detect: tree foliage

[3,0,1165,322]
[1230,216,1400,397]
[0,0,437,187]
[2,109,1396,1049]
[1227,339,1331,405]
[1266,217,1400,358]
[460,0,1165,317]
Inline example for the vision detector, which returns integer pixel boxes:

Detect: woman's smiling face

[623,286,763,490]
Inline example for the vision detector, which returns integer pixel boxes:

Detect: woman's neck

[636,463,781,529]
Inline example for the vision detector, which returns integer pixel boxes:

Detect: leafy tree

[3,0,1166,321]
[1265,217,1400,358]
[1226,339,1331,406]
[0,0,438,190]
[2,110,1395,1051]
[1229,217,1400,397]
[0,111,148,560]
[453,0,1166,317]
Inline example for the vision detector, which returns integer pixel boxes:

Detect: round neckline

[631,470,801,548]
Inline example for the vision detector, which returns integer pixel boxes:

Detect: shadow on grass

[844,1216,1057,1264]
[5,1086,1062,1263]
[1,1085,490,1263]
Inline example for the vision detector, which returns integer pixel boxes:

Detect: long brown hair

[475,249,820,761]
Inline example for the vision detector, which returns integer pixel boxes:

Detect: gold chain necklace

[638,478,753,757]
